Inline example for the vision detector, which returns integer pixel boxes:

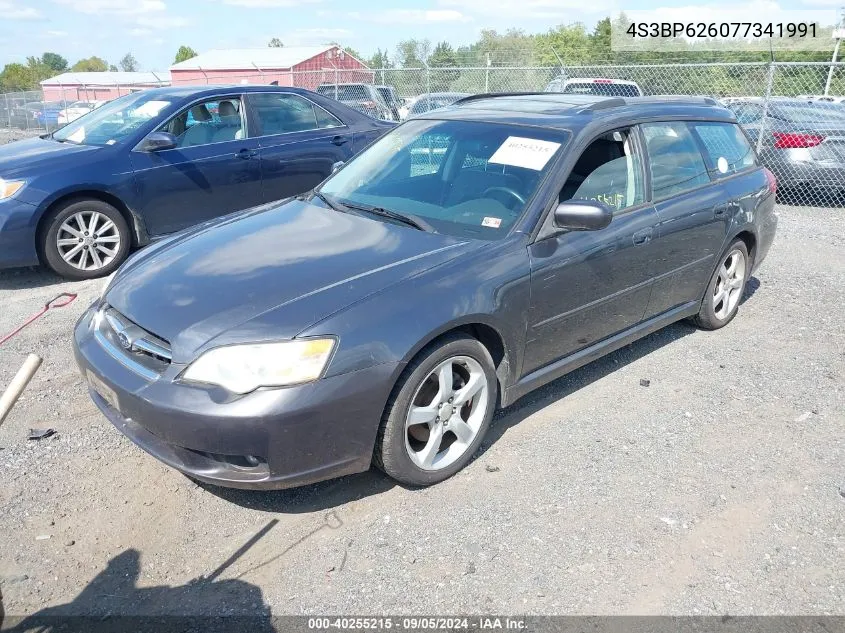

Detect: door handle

[713,203,729,218]
[236,148,258,160]
[632,227,653,245]
[331,135,348,146]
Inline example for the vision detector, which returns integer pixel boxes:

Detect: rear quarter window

[690,122,757,176]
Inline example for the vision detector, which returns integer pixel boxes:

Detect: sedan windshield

[52,92,172,146]
[319,119,568,240]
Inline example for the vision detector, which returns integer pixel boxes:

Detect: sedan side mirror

[553,200,613,231]
[138,131,177,152]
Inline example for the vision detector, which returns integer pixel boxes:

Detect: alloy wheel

[57,210,121,271]
[712,249,746,321]
[404,355,489,471]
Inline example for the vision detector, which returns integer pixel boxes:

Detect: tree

[0,63,36,91]
[109,64,118,72]
[41,52,68,73]
[394,38,432,68]
[119,53,139,72]
[429,41,459,90]
[268,38,283,48]
[71,56,108,72]
[174,46,198,64]
[368,48,391,69]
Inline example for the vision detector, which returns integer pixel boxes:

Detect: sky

[0,0,841,71]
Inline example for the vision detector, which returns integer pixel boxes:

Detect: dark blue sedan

[0,86,393,279]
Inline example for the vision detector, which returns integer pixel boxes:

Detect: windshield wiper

[340,201,435,233]
[311,191,346,213]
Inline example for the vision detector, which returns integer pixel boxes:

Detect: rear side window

[641,122,711,199]
[249,93,341,136]
[691,122,756,176]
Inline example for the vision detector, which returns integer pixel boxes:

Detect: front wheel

[693,239,750,330]
[41,199,131,280]
[374,334,498,486]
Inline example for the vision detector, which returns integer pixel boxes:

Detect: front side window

[250,93,342,136]
[158,97,243,148]
[641,122,711,199]
[559,128,644,212]
[319,120,568,240]
[691,122,756,177]
[52,91,173,146]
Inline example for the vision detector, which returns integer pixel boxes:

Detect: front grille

[94,306,172,379]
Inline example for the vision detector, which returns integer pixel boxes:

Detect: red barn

[169,46,372,90]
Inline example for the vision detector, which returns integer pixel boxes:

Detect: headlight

[181,338,336,394]
[0,178,25,200]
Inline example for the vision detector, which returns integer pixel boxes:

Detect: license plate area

[87,370,120,412]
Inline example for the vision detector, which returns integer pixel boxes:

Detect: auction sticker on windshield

[489,136,561,171]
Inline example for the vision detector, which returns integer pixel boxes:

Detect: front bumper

[0,198,40,269]
[73,304,400,490]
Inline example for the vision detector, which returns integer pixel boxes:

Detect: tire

[41,198,131,280]
[693,239,750,331]
[374,333,498,487]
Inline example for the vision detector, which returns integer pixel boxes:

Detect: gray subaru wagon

[74,93,778,490]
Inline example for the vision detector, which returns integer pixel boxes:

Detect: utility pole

[825,6,845,96]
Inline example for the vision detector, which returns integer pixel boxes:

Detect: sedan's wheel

[42,199,131,280]
[375,334,497,486]
[693,239,750,330]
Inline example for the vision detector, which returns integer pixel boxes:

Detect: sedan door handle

[331,135,348,146]
[632,227,654,245]
[237,148,258,160]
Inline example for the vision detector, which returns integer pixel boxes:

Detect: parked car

[406,92,471,118]
[74,93,777,491]
[374,85,402,121]
[58,100,108,125]
[0,86,393,278]
[316,83,393,120]
[547,77,643,97]
[724,97,845,195]
[797,94,845,105]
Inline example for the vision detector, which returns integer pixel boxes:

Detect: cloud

[350,9,470,24]
[136,14,189,28]
[437,0,610,19]
[51,0,166,14]
[0,1,44,19]
[45,30,69,37]
[277,27,353,45]
[219,0,321,6]
[129,28,154,37]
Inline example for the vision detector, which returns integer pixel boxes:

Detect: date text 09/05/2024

[307,617,527,630]
[625,22,817,39]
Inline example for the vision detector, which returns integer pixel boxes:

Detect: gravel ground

[0,203,843,622]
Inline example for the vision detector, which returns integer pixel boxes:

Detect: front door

[523,128,660,376]
[129,95,262,236]
[245,92,354,203]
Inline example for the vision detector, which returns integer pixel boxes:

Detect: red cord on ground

[0,293,77,346]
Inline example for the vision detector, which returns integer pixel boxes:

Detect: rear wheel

[41,199,131,280]
[693,239,750,330]
[374,334,497,486]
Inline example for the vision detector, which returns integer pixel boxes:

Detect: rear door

[129,94,263,236]
[639,121,732,318]
[246,92,354,203]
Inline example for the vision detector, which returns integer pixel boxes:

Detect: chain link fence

[2,61,843,206]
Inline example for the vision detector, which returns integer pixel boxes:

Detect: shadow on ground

[0,267,68,291]
[1,547,274,633]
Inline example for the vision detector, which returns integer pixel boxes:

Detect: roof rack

[452,92,552,105]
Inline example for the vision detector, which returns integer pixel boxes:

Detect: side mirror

[553,200,613,231]
[139,131,177,152]
[332,161,344,173]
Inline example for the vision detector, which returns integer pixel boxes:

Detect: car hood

[105,200,475,363]
[0,136,99,177]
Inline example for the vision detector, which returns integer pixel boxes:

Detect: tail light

[772,132,824,149]
[359,100,377,109]
[763,167,777,195]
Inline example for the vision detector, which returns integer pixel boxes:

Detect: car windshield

[562,82,641,97]
[772,103,845,125]
[52,92,172,146]
[318,119,568,240]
